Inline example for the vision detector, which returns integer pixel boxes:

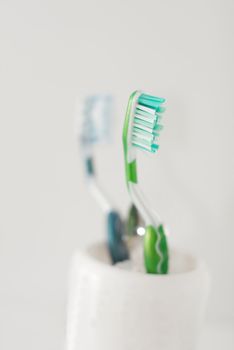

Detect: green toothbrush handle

[144,224,169,274]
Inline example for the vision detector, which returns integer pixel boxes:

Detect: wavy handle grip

[144,224,169,274]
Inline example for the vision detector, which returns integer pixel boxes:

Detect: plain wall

[0,0,233,349]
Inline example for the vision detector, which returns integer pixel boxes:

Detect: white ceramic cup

[66,242,210,350]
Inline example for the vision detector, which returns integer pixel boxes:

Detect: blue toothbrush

[76,95,129,263]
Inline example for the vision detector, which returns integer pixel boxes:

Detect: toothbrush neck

[85,156,95,177]
[88,178,112,213]
[129,182,160,227]
[126,159,138,184]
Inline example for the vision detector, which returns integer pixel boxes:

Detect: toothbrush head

[123,90,166,184]
[77,95,113,147]
[132,92,165,153]
[127,91,165,153]
[76,94,113,178]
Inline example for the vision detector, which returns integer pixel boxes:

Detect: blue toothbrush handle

[107,211,129,264]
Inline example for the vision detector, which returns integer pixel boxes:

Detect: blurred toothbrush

[76,95,129,263]
[122,90,169,274]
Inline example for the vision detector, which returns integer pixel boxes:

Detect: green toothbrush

[122,90,169,274]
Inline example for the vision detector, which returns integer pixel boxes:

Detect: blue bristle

[81,95,112,146]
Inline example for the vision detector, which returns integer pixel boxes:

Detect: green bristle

[133,141,159,153]
[135,108,155,120]
[131,93,165,153]
[134,117,155,129]
[133,126,159,138]
[155,106,166,113]
[138,94,165,110]
[154,124,163,132]
[140,93,165,103]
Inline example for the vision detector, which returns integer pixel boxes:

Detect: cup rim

[74,241,208,281]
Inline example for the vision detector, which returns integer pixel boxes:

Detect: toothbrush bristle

[80,95,112,146]
[132,93,165,153]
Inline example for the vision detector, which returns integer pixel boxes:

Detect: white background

[0,0,233,349]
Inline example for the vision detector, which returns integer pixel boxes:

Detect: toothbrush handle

[144,224,169,274]
[107,211,129,264]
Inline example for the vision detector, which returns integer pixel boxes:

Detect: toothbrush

[122,90,169,274]
[77,95,129,263]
